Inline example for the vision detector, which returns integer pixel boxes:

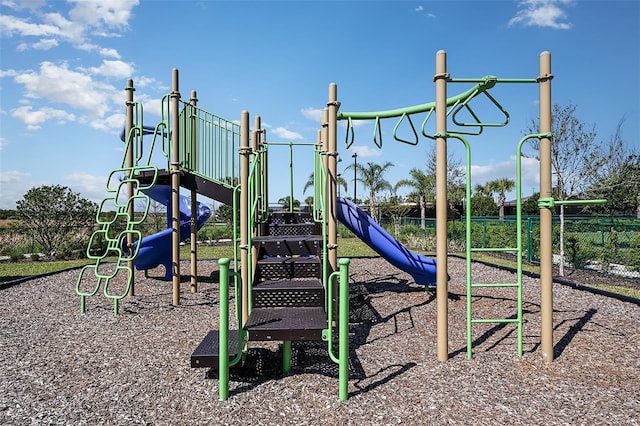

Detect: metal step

[244,307,327,341]
[267,222,320,236]
[253,235,322,256]
[253,278,324,308]
[255,257,321,280]
[270,211,314,224]
[190,330,243,368]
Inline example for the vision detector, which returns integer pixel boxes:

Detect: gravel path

[1,257,639,425]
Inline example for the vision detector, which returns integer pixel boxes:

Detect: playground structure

[75,50,606,400]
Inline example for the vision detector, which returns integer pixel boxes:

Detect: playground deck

[1,257,639,424]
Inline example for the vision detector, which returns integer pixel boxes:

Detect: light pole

[352,152,357,202]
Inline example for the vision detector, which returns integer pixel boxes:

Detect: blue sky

[1,0,639,210]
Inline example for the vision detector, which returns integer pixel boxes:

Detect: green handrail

[218,258,246,401]
[323,258,350,400]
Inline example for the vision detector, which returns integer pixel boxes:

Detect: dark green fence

[393,215,640,279]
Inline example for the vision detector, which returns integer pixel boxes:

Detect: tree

[277,195,300,211]
[486,178,515,219]
[303,172,347,198]
[215,204,234,225]
[521,192,540,217]
[16,185,98,256]
[345,161,394,221]
[425,147,465,218]
[470,192,498,216]
[584,118,640,217]
[525,102,598,276]
[396,168,434,229]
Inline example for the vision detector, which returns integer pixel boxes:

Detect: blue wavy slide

[336,197,438,285]
[129,185,211,279]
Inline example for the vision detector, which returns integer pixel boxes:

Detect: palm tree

[396,168,435,229]
[302,172,347,197]
[486,178,515,219]
[345,161,394,220]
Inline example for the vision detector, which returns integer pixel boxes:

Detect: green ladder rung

[470,247,519,253]
[470,282,520,288]
[471,318,520,324]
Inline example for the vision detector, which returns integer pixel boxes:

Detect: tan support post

[171,69,181,306]
[240,110,250,326]
[125,79,135,297]
[538,51,554,362]
[327,84,338,275]
[190,90,198,293]
[435,50,449,362]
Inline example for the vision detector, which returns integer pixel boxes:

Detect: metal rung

[471,282,520,288]
[471,318,520,324]
[470,247,519,253]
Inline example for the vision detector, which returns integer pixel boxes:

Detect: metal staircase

[191,210,327,365]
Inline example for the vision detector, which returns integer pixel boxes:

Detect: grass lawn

[2,238,638,300]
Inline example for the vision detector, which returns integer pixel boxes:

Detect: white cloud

[350,145,381,158]
[13,61,118,118]
[415,6,424,12]
[270,127,303,141]
[98,47,121,59]
[301,107,322,122]
[11,105,75,130]
[64,172,110,204]
[0,14,61,37]
[0,170,31,184]
[1,1,139,52]
[90,112,125,132]
[0,69,18,78]
[68,0,139,30]
[16,37,58,51]
[509,0,573,30]
[89,60,134,78]
[0,170,32,209]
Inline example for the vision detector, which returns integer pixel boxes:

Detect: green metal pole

[219,258,230,401]
[527,218,533,263]
[283,340,292,373]
[338,258,350,401]
[289,142,294,212]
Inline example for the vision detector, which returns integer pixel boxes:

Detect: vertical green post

[219,258,230,401]
[527,218,533,263]
[283,340,292,373]
[289,142,294,212]
[190,91,199,293]
[338,258,350,401]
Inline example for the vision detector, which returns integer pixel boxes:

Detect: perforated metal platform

[244,307,327,341]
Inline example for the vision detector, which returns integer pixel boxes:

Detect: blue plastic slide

[336,197,437,285]
[131,185,211,279]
